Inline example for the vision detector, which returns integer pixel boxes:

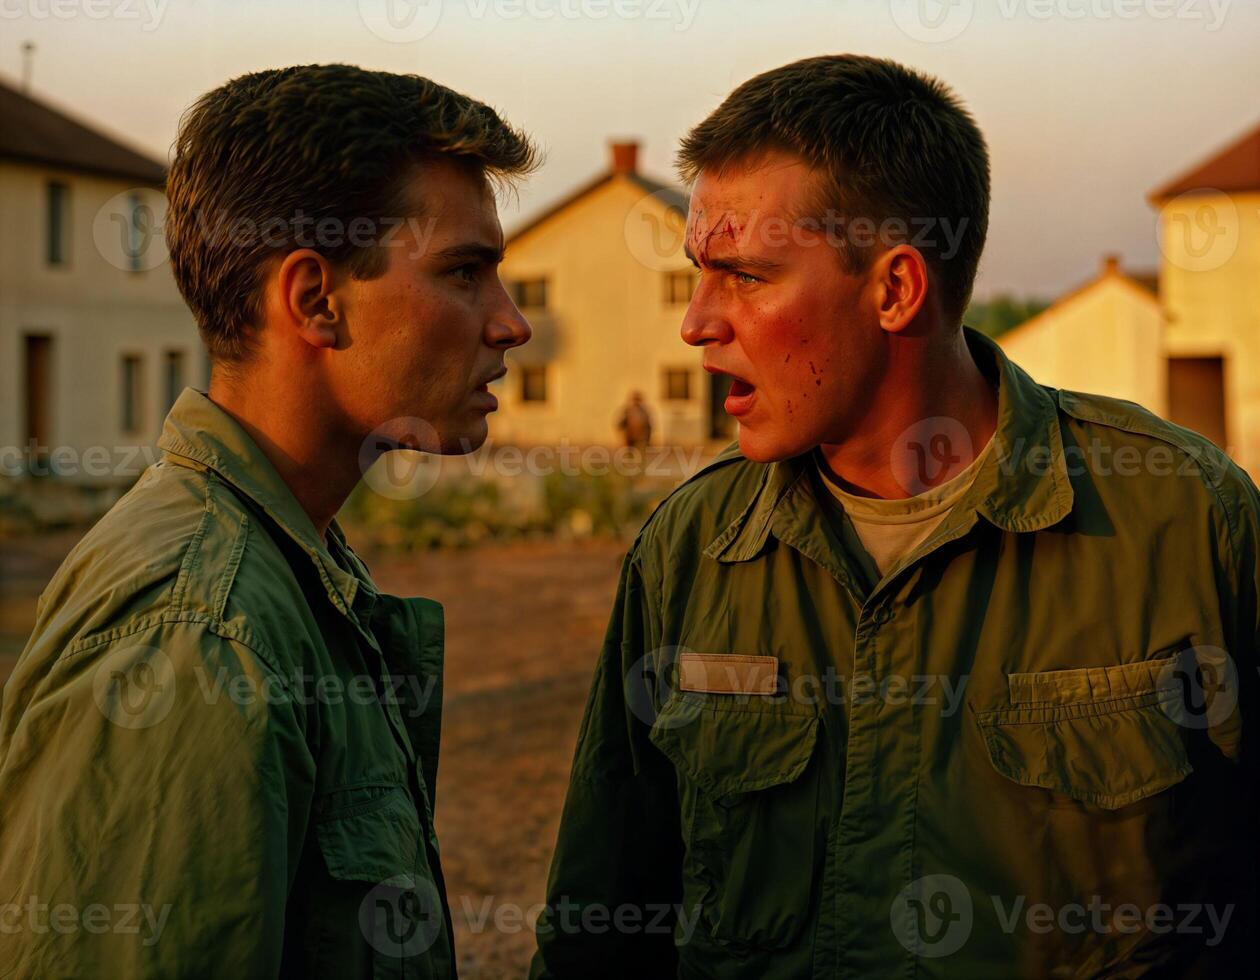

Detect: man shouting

[533,54,1257,978]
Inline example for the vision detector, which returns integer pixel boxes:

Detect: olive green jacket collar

[156,388,370,616]
[706,328,1076,566]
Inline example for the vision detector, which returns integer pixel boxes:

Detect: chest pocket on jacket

[649,693,823,951]
[972,651,1194,809]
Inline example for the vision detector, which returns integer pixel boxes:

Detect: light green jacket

[0,390,454,979]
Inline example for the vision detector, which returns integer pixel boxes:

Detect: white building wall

[0,161,203,481]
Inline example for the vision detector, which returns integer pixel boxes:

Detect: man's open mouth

[720,373,757,418]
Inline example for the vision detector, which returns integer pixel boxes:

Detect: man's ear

[874,244,930,335]
[277,248,341,350]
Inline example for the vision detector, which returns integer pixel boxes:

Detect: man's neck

[208,373,361,542]
[817,329,998,500]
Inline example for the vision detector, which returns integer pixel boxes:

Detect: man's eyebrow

[684,244,782,274]
[432,242,506,264]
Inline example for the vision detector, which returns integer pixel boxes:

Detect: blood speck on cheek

[815,379,821,386]
[808,361,816,375]
[784,354,791,363]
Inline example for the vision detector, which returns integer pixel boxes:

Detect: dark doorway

[22,333,53,453]
[1167,356,1227,450]
[708,372,735,441]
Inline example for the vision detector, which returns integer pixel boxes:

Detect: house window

[662,368,692,401]
[23,333,54,455]
[47,181,70,266]
[121,354,145,435]
[163,350,186,418]
[126,192,146,273]
[520,366,548,403]
[513,278,548,309]
[664,269,696,304]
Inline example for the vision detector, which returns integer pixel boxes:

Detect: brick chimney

[610,140,639,176]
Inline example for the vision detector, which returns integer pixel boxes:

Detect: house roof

[1149,119,1260,202]
[997,256,1160,347]
[1127,270,1159,297]
[0,78,166,186]
[507,169,688,244]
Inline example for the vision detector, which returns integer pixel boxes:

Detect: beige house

[494,141,732,448]
[1000,120,1260,477]
[998,256,1164,413]
[0,79,200,483]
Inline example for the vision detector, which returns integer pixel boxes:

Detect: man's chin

[737,426,811,464]
[436,418,489,455]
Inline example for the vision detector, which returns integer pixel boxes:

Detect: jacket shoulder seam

[1055,387,1239,548]
[59,611,294,696]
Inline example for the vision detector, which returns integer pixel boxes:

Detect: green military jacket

[532,329,1258,978]
[0,390,454,979]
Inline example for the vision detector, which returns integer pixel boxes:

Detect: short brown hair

[166,64,539,363]
[677,54,989,320]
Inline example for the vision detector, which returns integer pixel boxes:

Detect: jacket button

[873,605,894,625]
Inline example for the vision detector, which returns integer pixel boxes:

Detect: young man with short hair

[533,54,1257,977]
[0,64,535,977]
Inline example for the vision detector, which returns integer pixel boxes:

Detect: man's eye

[732,271,760,285]
[451,263,480,283]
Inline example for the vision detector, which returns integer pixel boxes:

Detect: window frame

[120,353,146,437]
[46,181,70,267]
[513,278,549,310]
[663,269,696,305]
[520,365,548,403]
[662,367,692,402]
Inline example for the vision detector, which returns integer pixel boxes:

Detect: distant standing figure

[616,390,653,449]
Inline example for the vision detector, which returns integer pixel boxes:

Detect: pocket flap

[974,699,1193,810]
[649,694,820,798]
[1007,652,1180,706]
[316,786,421,883]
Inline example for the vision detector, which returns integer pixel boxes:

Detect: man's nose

[486,284,532,350]
[680,282,733,347]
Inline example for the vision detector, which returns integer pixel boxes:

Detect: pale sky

[4,0,1258,300]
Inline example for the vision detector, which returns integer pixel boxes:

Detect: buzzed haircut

[166,64,539,363]
[677,54,990,320]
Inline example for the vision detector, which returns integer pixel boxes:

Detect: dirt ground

[0,532,628,979]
